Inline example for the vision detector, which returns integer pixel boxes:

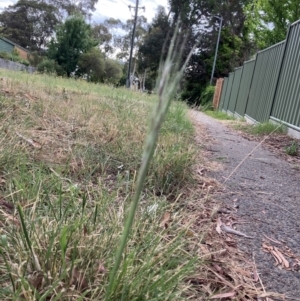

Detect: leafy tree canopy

[168,0,254,104]
[0,0,59,51]
[244,0,300,48]
[104,58,123,84]
[44,0,99,19]
[48,15,97,76]
[91,18,123,55]
[77,48,105,82]
[116,15,148,60]
[137,6,171,90]
[77,48,122,84]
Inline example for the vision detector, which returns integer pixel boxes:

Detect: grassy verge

[232,121,300,159]
[232,121,285,135]
[204,110,235,121]
[0,70,197,300]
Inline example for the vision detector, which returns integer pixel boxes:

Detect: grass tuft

[233,121,285,135]
[204,110,235,120]
[285,140,299,156]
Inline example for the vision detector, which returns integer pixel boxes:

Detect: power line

[120,0,131,7]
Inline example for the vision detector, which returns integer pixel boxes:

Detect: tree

[166,0,253,104]
[48,15,97,76]
[245,0,300,48]
[37,58,65,75]
[104,59,123,84]
[77,49,122,84]
[0,0,59,51]
[116,16,148,60]
[91,18,123,55]
[77,48,105,82]
[44,0,99,18]
[92,23,113,54]
[137,6,171,90]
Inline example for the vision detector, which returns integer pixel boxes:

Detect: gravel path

[191,111,300,300]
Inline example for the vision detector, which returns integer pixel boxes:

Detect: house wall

[0,39,14,53]
[15,46,28,60]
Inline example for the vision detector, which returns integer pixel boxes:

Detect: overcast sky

[0,0,169,23]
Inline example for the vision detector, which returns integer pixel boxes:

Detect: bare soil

[191,111,300,300]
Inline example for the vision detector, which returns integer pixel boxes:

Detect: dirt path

[191,111,300,300]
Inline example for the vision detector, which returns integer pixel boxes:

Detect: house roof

[0,37,29,53]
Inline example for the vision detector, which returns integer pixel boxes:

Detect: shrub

[200,85,215,105]
[20,58,30,66]
[28,51,44,67]
[77,48,105,83]
[37,59,56,73]
[104,58,123,84]
[11,48,20,57]
[0,51,10,60]
[181,82,203,106]
[0,51,30,66]
[77,50,122,84]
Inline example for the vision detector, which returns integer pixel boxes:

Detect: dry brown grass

[0,70,279,300]
[0,70,198,301]
[0,71,195,195]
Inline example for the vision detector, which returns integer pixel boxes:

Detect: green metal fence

[227,67,243,114]
[245,40,285,122]
[216,17,300,136]
[271,20,300,128]
[235,59,255,117]
[218,77,228,109]
[222,72,234,111]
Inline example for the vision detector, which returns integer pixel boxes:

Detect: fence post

[244,54,258,117]
[268,26,291,119]
[212,78,224,109]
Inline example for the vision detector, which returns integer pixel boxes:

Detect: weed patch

[285,140,299,156]
[205,110,235,120]
[232,121,285,135]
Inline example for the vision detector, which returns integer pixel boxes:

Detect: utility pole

[210,16,223,85]
[126,0,145,88]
